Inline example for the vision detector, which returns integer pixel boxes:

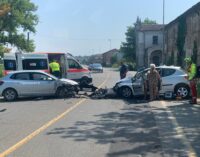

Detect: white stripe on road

[160,101,197,157]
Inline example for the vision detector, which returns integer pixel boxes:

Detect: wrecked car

[0,70,79,101]
[114,65,190,99]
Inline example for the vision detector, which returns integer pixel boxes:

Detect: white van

[3,52,92,84]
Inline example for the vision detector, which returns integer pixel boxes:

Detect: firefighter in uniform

[147,64,160,101]
[184,57,197,104]
[49,60,61,78]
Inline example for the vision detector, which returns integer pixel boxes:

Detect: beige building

[135,22,164,68]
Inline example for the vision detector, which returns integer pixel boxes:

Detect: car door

[10,72,36,96]
[159,68,176,93]
[132,70,148,95]
[31,72,56,95]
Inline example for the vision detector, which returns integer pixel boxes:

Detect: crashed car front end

[113,77,134,94]
[58,78,80,94]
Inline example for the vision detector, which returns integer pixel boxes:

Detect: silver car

[114,66,190,98]
[0,71,79,101]
[88,63,103,73]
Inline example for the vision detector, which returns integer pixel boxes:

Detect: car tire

[174,84,190,99]
[56,87,68,98]
[3,88,18,101]
[80,77,90,85]
[119,86,132,98]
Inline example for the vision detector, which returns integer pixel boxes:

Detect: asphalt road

[0,69,200,157]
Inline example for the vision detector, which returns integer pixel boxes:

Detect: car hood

[59,78,78,85]
[116,77,132,84]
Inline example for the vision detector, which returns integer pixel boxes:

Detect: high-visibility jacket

[49,61,60,72]
[188,63,196,80]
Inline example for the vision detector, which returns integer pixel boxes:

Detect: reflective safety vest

[188,63,196,80]
[49,62,60,72]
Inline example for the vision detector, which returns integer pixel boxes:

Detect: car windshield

[93,64,102,67]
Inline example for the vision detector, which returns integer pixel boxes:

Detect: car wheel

[56,87,68,98]
[120,86,132,98]
[80,77,89,85]
[3,88,18,101]
[175,84,190,99]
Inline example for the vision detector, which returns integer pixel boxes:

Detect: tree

[143,18,157,24]
[192,40,198,64]
[0,3,10,17]
[120,25,136,62]
[0,0,38,53]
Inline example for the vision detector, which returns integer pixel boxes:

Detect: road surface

[0,69,199,157]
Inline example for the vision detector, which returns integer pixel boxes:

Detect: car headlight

[114,82,121,91]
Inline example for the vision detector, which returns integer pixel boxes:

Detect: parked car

[0,71,79,101]
[88,63,103,73]
[114,65,190,99]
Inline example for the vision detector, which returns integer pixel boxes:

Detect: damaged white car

[114,66,190,99]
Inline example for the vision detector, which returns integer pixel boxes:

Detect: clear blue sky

[31,0,200,56]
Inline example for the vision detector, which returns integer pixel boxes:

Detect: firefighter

[184,57,197,104]
[49,59,61,78]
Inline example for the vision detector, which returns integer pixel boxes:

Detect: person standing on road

[184,57,197,104]
[147,64,160,101]
[49,59,61,78]
[119,61,128,79]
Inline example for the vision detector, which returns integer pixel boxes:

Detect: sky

[31,0,200,56]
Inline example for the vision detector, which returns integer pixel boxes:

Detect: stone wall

[165,2,200,67]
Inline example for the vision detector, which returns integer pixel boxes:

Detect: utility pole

[162,0,165,65]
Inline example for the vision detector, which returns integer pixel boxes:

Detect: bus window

[4,60,16,70]
[22,59,48,70]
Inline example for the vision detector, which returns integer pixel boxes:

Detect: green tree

[176,16,187,66]
[0,0,38,53]
[120,25,136,62]
[111,54,117,65]
[143,18,157,24]
[192,40,198,64]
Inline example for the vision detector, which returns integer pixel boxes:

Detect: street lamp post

[162,0,165,65]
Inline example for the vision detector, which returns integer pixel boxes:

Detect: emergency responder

[184,57,197,104]
[49,60,61,78]
[147,64,160,101]
[119,61,128,79]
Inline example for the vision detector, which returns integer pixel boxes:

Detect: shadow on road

[46,99,164,156]
[168,102,200,155]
